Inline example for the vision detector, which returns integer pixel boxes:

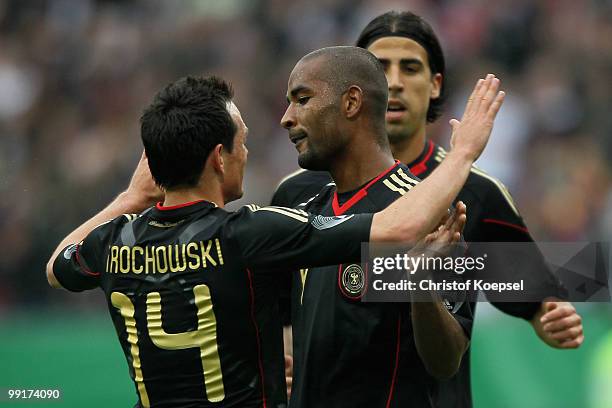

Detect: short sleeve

[225,205,373,270]
[52,221,111,292]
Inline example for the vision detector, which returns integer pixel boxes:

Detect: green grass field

[0,305,609,407]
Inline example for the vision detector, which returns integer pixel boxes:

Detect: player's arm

[228,205,374,269]
[411,203,471,379]
[236,76,503,268]
[473,173,581,347]
[487,228,583,348]
[46,152,162,288]
[412,300,470,379]
[371,74,505,244]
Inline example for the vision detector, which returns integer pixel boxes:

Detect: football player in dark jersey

[47,69,500,408]
[277,47,507,407]
[273,11,584,408]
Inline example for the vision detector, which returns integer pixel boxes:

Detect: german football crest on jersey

[338,263,366,299]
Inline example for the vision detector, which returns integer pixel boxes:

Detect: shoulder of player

[273,169,334,208]
[221,204,310,248]
[77,213,139,251]
[432,144,511,200]
[431,144,523,220]
[303,181,336,208]
[236,203,310,221]
[375,163,420,195]
[463,166,520,216]
[105,208,158,233]
[274,169,330,192]
[96,213,139,231]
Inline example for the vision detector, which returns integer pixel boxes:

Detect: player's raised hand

[532,300,584,349]
[125,150,164,209]
[449,74,505,162]
[415,201,467,261]
[47,151,164,288]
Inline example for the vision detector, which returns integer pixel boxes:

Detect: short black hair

[140,76,236,190]
[302,46,389,127]
[356,11,446,123]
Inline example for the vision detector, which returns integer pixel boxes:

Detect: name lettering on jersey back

[106,239,224,274]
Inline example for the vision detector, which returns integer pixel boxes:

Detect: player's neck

[329,139,395,193]
[163,187,224,209]
[389,126,427,165]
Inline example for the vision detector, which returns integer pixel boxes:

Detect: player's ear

[210,144,225,174]
[431,73,443,99]
[343,85,363,120]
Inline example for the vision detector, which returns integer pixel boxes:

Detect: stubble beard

[298,148,328,171]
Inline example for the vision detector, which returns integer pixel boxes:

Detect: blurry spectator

[0,0,609,310]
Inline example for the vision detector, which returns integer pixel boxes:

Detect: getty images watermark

[370,252,524,293]
[337,242,611,303]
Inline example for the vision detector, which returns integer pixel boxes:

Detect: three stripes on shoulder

[383,168,419,195]
[246,204,310,222]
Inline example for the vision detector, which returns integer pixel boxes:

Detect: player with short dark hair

[273,11,584,408]
[141,76,238,191]
[47,70,500,408]
[278,46,505,407]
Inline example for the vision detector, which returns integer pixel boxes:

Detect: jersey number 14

[111,284,225,407]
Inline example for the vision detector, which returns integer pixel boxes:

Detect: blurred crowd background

[0,0,611,406]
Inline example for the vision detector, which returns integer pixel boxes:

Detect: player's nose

[387,65,404,92]
[281,107,296,129]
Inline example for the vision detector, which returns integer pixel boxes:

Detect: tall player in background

[273,11,584,407]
